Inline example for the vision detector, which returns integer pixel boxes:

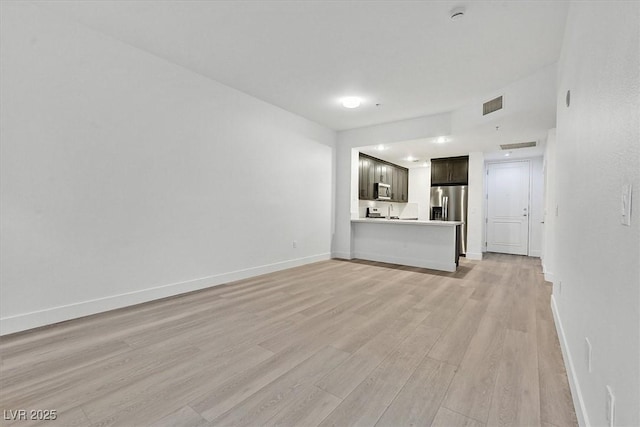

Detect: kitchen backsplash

[358,201,418,219]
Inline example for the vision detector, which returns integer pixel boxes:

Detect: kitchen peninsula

[351,218,462,272]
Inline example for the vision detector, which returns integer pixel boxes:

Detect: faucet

[387,204,394,219]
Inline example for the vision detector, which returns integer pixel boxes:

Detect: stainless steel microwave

[374,183,391,200]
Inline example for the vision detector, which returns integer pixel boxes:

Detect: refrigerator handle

[443,196,449,221]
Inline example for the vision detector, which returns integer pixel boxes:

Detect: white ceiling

[34,0,569,132]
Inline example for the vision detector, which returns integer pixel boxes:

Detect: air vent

[483,96,503,115]
[500,141,537,150]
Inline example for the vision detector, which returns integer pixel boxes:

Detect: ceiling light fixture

[434,136,448,144]
[505,152,511,157]
[376,144,386,151]
[341,97,362,109]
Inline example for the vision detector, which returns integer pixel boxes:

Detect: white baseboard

[544,271,555,283]
[465,252,483,260]
[0,253,331,336]
[551,295,590,427]
[331,251,353,260]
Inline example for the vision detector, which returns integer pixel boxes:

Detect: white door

[486,161,530,255]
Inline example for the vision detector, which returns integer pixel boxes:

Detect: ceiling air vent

[483,96,503,115]
[500,141,537,150]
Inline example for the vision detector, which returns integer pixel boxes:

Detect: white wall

[542,129,557,282]
[451,63,557,142]
[408,167,430,220]
[467,152,485,259]
[0,2,336,335]
[551,2,640,426]
[529,156,544,257]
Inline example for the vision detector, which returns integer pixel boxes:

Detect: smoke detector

[450,7,465,21]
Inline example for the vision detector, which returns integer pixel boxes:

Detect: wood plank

[441,315,507,422]
[1,339,132,390]
[317,321,442,426]
[428,299,486,365]
[208,346,349,425]
[149,406,209,427]
[263,386,341,427]
[376,357,457,426]
[431,407,485,427]
[189,339,329,421]
[330,293,420,353]
[422,286,475,329]
[316,307,431,399]
[259,303,364,354]
[486,329,541,426]
[1,344,202,413]
[507,267,537,332]
[537,318,578,426]
[81,344,274,426]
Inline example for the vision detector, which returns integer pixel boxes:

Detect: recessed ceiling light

[341,97,362,109]
[434,136,448,144]
[376,144,386,151]
[505,152,511,157]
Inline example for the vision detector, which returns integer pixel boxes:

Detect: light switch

[621,183,632,226]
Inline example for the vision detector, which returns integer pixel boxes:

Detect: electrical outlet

[292,241,297,248]
[585,338,592,373]
[606,385,615,427]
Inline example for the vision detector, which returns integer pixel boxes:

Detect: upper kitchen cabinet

[430,156,469,186]
[359,155,375,200]
[392,167,408,202]
[359,153,408,202]
[374,161,392,185]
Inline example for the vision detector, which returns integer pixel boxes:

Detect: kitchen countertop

[351,218,463,226]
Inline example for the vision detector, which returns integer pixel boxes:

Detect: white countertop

[351,218,463,226]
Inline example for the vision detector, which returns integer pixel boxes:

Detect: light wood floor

[0,254,577,427]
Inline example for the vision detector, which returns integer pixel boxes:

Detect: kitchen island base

[350,219,462,272]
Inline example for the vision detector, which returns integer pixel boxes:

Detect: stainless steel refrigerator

[430,185,468,255]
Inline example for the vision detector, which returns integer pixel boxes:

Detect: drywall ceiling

[32,0,569,131]
[360,61,557,167]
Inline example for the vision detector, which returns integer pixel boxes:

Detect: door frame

[484,159,532,256]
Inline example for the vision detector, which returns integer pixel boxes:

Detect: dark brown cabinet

[359,156,375,200]
[391,167,408,202]
[430,156,469,186]
[374,162,392,185]
[431,161,449,185]
[359,153,408,202]
[449,157,468,184]
[398,168,408,201]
